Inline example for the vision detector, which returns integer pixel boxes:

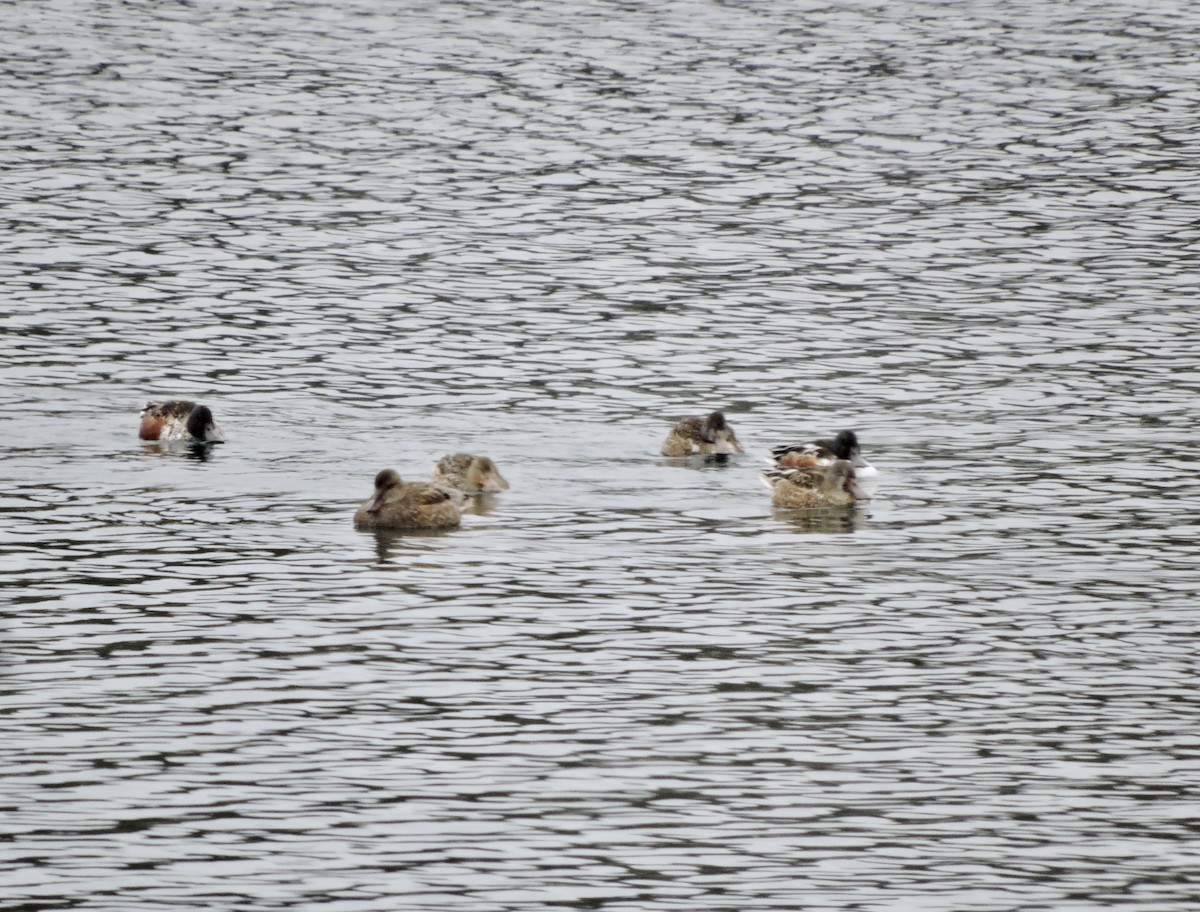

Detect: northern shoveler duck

[139,401,224,442]
[762,460,870,508]
[353,468,463,530]
[431,454,509,494]
[769,429,875,476]
[661,411,745,457]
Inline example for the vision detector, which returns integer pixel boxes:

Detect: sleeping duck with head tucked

[661,410,745,457]
[353,468,464,530]
[769,429,876,476]
[762,460,870,509]
[139,400,224,442]
[432,454,509,494]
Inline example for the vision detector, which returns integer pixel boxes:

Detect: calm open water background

[3,1,1200,910]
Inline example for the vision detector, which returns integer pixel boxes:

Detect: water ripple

[4,0,1200,910]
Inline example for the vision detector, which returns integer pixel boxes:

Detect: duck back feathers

[770,429,874,474]
[763,460,869,508]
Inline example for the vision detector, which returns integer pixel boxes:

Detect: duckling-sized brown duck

[431,454,509,494]
[762,460,869,508]
[661,411,744,457]
[353,469,463,530]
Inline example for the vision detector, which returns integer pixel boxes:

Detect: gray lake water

[3,1,1200,910]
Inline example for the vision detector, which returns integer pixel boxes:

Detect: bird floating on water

[768,429,875,476]
[661,411,745,457]
[762,460,870,508]
[139,401,224,443]
[431,454,510,494]
[353,468,464,530]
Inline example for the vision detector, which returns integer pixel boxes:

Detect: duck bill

[204,424,225,443]
[366,493,387,514]
[846,477,869,501]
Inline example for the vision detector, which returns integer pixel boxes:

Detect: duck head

[186,405,223,442]
[466,456,509,492]
[834,461,869,501]
[832,429,872,470]
[367,468,403,514]
[702,411,731,444]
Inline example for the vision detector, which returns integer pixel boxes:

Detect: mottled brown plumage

[353,469,463,530]
[661,411,744,457]
[432,454,509,494]
[762,460,868,508]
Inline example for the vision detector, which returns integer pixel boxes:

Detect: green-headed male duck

[139,401,224,442]
[660,410,745,457]
[769,429,875,476]
[432,454,510,494]
[353,468,463,530]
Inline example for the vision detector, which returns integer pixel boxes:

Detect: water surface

[3,1,1200,909]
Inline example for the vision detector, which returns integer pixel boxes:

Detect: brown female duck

[660,411,744,457]
[762,460,869,508]
[353,469,463,530]
[431,454,509,494]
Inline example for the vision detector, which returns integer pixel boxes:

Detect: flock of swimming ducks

[140,401,875,531]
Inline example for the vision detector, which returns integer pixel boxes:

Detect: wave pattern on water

[3,1,1200,910]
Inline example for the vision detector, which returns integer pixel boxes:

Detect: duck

[139,401,224,442]
[431,454,509,494]
[353,468,463,530]
[661,411,745,457]
[762,460,870,508]
[768,429,875,476]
